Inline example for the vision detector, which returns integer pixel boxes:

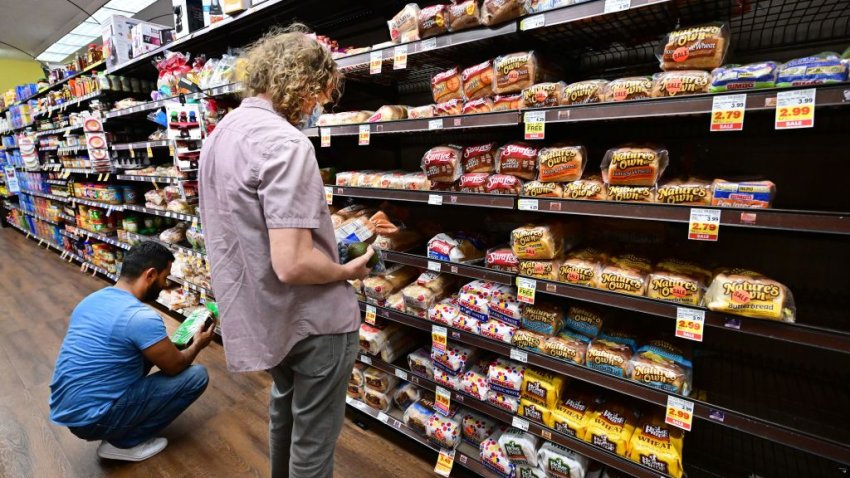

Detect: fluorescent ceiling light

[43,44,80,55]
[104,0,157,13]
[57,33,97,46]
[91,7,127,24]
[70,22,103,37]
[36,52,70,63]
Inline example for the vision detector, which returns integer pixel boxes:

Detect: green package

[171,308,213,349]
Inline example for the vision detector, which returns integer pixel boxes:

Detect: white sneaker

[97,437,168,461]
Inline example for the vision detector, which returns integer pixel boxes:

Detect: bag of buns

[461,60,494,101]
[435,98,463,116]
[419,4,449,38]
[601,145,669,187]
[432,67,463,103]
[564,176,606,200]
[493,93,522,111]
[705,268,795,321]
[458,173,490,193]
[447,0,482,32]
[710,61,778,92]
[660,22,730,71]
[485,174,524,195]
[388,4,421,43]
[597,254,651,296]
[367,105,409,122]
[462,97,494,115]
[606,185,656,202]
[657,178,711,205]
[511,223,565,260]
[496,142,539,180]
[522,181,563,198]
[521,82,566,108]
[601,77,653,102]
[422,145,463,183]
[408,104,436,119]
[542,331,590,365]
[519,260,561,281]
[550,390,594,439]
[583,401,637,456]
[629,339,693,396]
[711,179,775,208]
[586,338,633,378]
[561,80,608,105]
[462,143,497,174]
[656,258,712,284]
[537,144,586,183]
[559,248,606,288]
[493,51,542,95]
[651,70,711,97]
[481,0,523,26]
[402,172,431,191]
[627,413,685,478]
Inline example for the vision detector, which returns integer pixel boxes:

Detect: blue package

[586,338,632,378]
[564,305,605,337]
[710,61,778,92]
[777,53,848,87]
[631,339,694,395]
[598,328,638,351]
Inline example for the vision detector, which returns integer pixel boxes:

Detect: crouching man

[49,241,215,461]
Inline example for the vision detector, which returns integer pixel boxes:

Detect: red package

[432,67,463,103]
[485,174,523,195]
[435,98,464,116]
[458,173,490,193]
[422,145,463,183]
[496,142,539,180]
[462,142,497,174]
[486,247,520,273]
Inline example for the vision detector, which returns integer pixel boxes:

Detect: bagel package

[657,178,712,205]
[561,79,609,105]
[432,67,463,103]
[705,268,795,321]
[421,145,463,183]
[481,0,524,26]
[597,254,652,296]
[602,77,653,102]
[559,248,606,288]
[601,145,669,187]
[606,185,657,203]
[627,413,685,478]
[564,175,607,200]
[660,22,730,71]
[629,339,693,396]
[493,51,542,95]
[522,181,564,198]
[537,144,586,183]
[462,60,495,101]
[710,61,779,92]
[583,401,638,456]
[388,4,421,43]
[776,52,849,87]
[496,142,540,180]
[419,4,449,39]
[711,179,776,208]
[493,93,523,111]
[651,70,711,97]
[521,82,567,108]
[448,1,482,32]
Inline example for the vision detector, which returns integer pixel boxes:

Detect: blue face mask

[301,103,323,129]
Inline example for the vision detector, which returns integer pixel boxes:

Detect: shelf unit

[125,231,206,259]
[0,60,105,115]
[122,204,200,223]
[115,174,183,184]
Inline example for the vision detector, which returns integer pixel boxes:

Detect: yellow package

[550,392,593,440]
[627,414,685,478]
[583,402,637,456]
[518,398,553,427]
[558,248,606,287]
[520,367,566,409]
[705,268,795,322]
[646,270,705,306]
[511,224,564,260]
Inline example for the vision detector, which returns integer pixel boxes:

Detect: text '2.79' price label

[604,0,631,13]
[775,88,815,129]
[358,125,370,146]
[434,448,456,477]
[666,395,695,431]
[688,208,720,241]
[675,307,705,342]
[710,94,746,132]
[524,111,546,140]
[432,325,448,353]
[516,277,537,304]
[364,305,377,325]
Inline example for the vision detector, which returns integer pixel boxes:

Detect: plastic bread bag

[480,428,517,477]
[402,172,432,191]
[493,51,546,95]
[496,142,540,180]
[487,357,527,396]
[408,347,435,379]
[482,0,524,26]
[705,268,795,322]
[646,266,706,306]
[463,97,495,115]
[432,341,480,374]
[711,179,776,208]
[432,67,463,103]
[564,304,605,337]
[347,382,364,400]
[498,428,541,466]
[777,52,849,87]
[408,104,436,119]
[458,173,491,193]
[481,318,518,344]
[630,339,693,396]
[362,265,418,302]
[606,185,657,203]
[419,4,449,39]
[659,22,730,71]
[601,145,669,187]
[488,390,521,413]
[359,322,403,355]
[385,291,406,312]
[521,81,567,108]
[388,4,421,43]
[434,367,463,390]
[521,367,566,409]
[367,105,409,122]
[542,331,590,365]
[550,389,595,439]
[656,178,712,205]
[559,248,606,289]
[462,142,498,174]
[461,60,495,101]
[519,259,561,281]
[656,258,712,284]
[651,70,711,97]
[459,280,503,321]
[511,223,565,260]
[537,441,591,478]
[561,79,609,105]
[372,228,422,252]
[493,93,523,111]
[521,302,565,336]
[427,232,487,263]
[462,410,497,446]
[522,181,564,198]
[421,145,463,183]
[486,246,520,274]
[518,398,552,429]
[537,144,587,183]
[364,367,400,395]
[435,98,464,116]
[710,61,779,92]
[430,299,461,326]
[461,368,491,401]
[597,256,649,297]
[402,279,449,311]
[448,0,482,32]
[403,398,436,435]
[364,387,393,412]
[601,77,653,102]
[351,362,367,387]
[583,400,638,456]
[586,338,634,378]
[393,382,421,411]
[485,174,524,195]
[488,287,523,327]
[564,175,607,200]
[380,333,418,363]
[512,329,548,354]
[427,412,463,449]
[628,412,685,478]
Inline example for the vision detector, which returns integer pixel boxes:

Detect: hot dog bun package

[521,82,567,108]
[538,441,591,478]
[519,259,561,281]
[408,347,435,379]
[710,61,778,92]
[496,142,540,180]
[435,98,464,116]
[601,77,653,102]
[432,67,463,103]
[651,70,711,97]
[498,428,541,467]
[364,367,400,394]
[388,4,421,43]
[657,178,712,205]
[601,145,669,187]
[480,428,517,477]
[463,142,498,174]
[427,232,487,263]
[367,105,409,122]
[776,52,849,87]
[551,390,595,439]
[482,0,524,26]
[462,410,497,446]
[565,175,607,200]
[705,268,795,321]
[462,60,495,101]
[559,249,607,288]
[630,339,693,396]
[583,401,638,456]
[523,181,564,198]
[522,302,566,336]
[564,304,606,338]
[448,1,482,32]
[512,329,548,354]
[486,174,525,195]
[493,51,544,95]
[537,144,587,183]
[660,23,730,71]
[628,413,685,478]
[351,362,367,387]
[419,4,449,38]
[561,79,609,105]
[422,145,463,183]
[711,179,776,208]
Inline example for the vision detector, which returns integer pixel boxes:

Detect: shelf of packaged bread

[115,174,183,184]
[168,275,215,300]
[382,250,515,285]
[329,186,516,209]
[305,110,520,138]
[537,83,850,125]
[111,140,170,151]
[123,204,200,223]
[359,302,850,466]
[125,231,206,259]
[344,395,500,478]
[355,352,667,478]
[524,197,850,235]
[63,226,131,250]
[518,0,670,33]
[526,277,850,355]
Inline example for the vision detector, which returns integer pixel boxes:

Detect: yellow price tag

[675,307,705,341]
[665,395,695,431]
[393,45,408,70]
[710,94,746,132]
[434,386,451,417]
[524,111,546,140]
[320,127,331,148]
[324,186,333,205]
[146,144,153,156]
[688,208,720,241]
[358,125,370,146]
[129,148,135,158]
[104,173,110,181]
[169,144,175,156]
[97,173,104,181]
[516,277,536,305]
[182,283,190,294]
[775,88,815,129]
[369,51,383,75]
[365,305,377,325]
[434,448,456,477]
[200,291,207,303]
[431,325,447,353]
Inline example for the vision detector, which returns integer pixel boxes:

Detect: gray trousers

[268,331,359,478]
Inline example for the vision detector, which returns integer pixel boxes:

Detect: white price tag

[421,38,437,51]
[517,198,539,211]
[604,0,631,13]
[394,369,408,381]
[359,354,372,365]
[358,124,370,146]
[324,186,333,205]
[427,260,442,272]
[369,51,383,75]
[688,208,721,241]
[346,396,354,406]
[775,88,816,129]
[516,277,537,305]
[511,416,530,432]
[428,119,443,130]
[428,194,443,206]
[393,45,408,70]
[710,94,747,132]
[377,412,390,423]
[666,395,695,431]
[520,14,545,31]
[434,386,451,416]
[524,111,546,140]
[510,348,528,363]
[432,325,448,353]
[320,127,331,148]
[676,307,706,342]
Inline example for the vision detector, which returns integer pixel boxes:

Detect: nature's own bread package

[651,70,712,97]
[705,268,796,322]
[537,144,587,183]
[601,145,669,187]
[660,22,730,71]
[560,79,609,105]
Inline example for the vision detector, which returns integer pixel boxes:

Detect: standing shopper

[198,25,373,478]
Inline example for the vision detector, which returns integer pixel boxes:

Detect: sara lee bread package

[462,60,495,101]
[521,81,566,108]
[651,70,711,97]
[628,413,685,478]
[601,145,669,187]
[462,143,498,173]
[629,339,693,396]
[496,142,540,180]
[657,178,712,205]
[421,145,463,183]
[710,61,778,92]
[448,1,482,32]
[602,77,653,102]
[561,79,608,105]
[711,179,775,208]
[583,401,638,456]
[537,144,587,183]
[598,253,652,297]
[435,98,464,116]
[367,105,409,122]
[660,23,730,71]
[388,4,420,43]
[704,268,796,321]
[486,246,520,274]
[463,97,494,114]
[486,174,524,195]
[493,93,523,111]
[431,67,463,103]
[481,0,523,26]
[418,4,449,38]
[776,52,849,87]
[459,173,489,193]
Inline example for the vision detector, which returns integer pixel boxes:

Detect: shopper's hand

[193,320,216,350]
[345,247,375,280]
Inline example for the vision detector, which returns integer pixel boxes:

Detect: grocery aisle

[0,227,465,478]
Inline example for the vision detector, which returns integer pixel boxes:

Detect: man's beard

[142,283,163,303]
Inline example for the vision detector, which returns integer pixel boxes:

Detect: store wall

[0,59,45,92]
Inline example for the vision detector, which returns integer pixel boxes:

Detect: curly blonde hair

[241,24,341,126]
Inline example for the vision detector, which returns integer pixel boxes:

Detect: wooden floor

[0,227,474,478]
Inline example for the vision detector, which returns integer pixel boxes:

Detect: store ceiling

[0,0,172,63]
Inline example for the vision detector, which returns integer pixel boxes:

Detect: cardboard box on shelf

[102,15,143,68]
[222,0,250,14]
[173,0,205,39]
[203,0,227,26]
[130,22,169,58]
